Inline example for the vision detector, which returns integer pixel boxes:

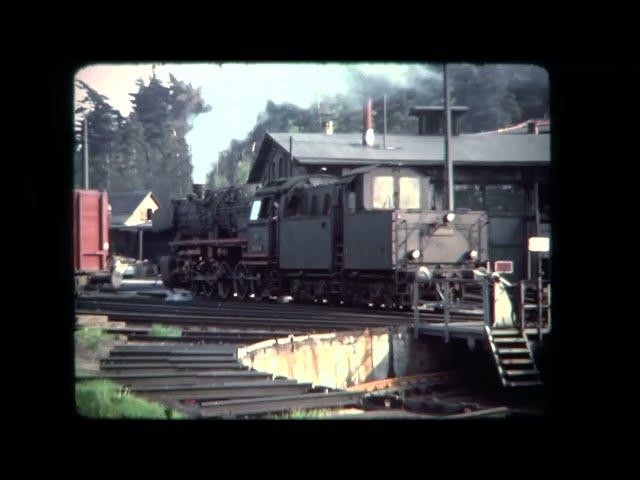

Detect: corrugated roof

[268,132,550,165]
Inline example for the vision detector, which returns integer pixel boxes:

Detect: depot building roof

[248,131,550,182]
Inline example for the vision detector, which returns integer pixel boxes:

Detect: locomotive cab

[247,190,281,258]
[342,165,488,276]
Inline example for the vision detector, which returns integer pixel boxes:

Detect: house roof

[109,192,149,216]
[249,131,550,182]
[109,191,160,226]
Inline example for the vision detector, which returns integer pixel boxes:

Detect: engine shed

[248,107,550,282]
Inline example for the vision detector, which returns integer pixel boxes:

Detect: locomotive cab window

[249,200,262,221]
[309,195,319,216]
[373,176,395,209]
[285,194,304,217]
[323,193,332,215]
[258,198,271,219]
[347,191,356,213]
[399,177,420,209]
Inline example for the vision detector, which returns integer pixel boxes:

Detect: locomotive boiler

[154,165,488,308]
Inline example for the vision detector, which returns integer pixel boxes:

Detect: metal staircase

[485,326,543,388]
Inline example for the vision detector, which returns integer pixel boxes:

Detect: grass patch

[75,328,115,352]
[149,324,182,338]
[273,408,334,420]
[75,380,186,419]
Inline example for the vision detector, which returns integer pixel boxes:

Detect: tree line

[207,63,549,189]
[74,71,211,207]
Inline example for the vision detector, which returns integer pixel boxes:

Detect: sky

[75,63,424,183]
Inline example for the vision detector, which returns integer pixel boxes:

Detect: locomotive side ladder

[485,326,542,387]
[330,241,344,295]
[391,215,412,305]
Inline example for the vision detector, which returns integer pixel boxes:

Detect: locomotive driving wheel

[290,279,304,303]
[233,262,251,300]
[190,261,204,297]
[216,261,233,300]
[201,261,217,299]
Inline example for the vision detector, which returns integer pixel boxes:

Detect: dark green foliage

[75,71,211,206]
[75,80,124,191]
[75,380,186,419]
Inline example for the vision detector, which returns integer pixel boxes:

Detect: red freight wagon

[73,189,121,291]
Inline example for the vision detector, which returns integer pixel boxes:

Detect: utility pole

[106,148,111,192]
[443,64,454,211]
[383,94,387,150]
[83,117,89,189]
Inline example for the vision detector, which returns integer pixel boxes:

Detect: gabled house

[109,191,161,227]
[109,191,164,267]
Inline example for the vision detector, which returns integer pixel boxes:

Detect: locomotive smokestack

[362,98,374,147]
[192,184,204,199]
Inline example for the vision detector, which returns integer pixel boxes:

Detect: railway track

[76,294,481,332]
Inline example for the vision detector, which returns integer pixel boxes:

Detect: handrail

[411,275,550,340]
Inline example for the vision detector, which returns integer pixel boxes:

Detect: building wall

[238,327,457,390]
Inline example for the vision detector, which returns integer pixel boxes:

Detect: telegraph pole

[383,94,387,150]
[443,64,454,211]
[83,117,89,189]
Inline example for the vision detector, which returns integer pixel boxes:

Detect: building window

[373,176,395,209]
[454,185,484,211]
[485,185,525,215]
[538,184,551,222]
[147,208,153,220]
[399,177,420,209]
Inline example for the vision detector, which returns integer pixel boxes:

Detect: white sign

[528,236,550,253]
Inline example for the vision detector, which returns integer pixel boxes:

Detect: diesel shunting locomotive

[153,164,488,308]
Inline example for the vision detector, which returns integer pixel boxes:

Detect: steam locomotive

[153,165,488,308]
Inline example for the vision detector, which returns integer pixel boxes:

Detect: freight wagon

[73,189,122,292]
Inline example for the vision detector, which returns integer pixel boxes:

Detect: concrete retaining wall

[238,327,457,390]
